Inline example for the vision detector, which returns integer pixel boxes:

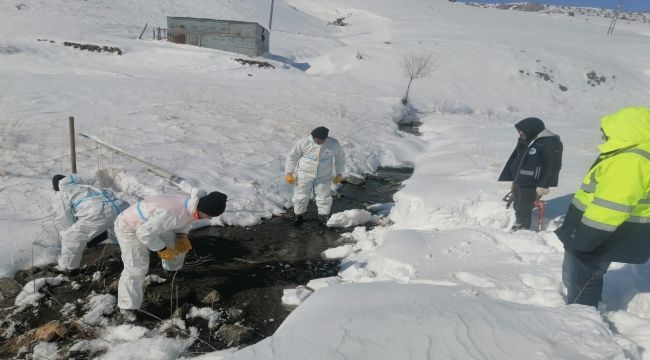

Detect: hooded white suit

[114,190,204,310]
[285,136,345,215]
[54,174,128,270]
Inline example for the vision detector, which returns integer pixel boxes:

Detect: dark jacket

[555,203,650,264]
[498,121,563,188]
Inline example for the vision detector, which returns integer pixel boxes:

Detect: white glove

[536,187,549,197]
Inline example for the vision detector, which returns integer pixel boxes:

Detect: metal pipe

[78,133,185,186]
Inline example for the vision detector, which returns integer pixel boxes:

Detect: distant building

[166,17,269,57]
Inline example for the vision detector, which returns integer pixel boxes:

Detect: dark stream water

[173,167,413,350]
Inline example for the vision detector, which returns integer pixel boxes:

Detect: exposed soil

[0,168,412,358]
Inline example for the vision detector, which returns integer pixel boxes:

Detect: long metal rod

[78,133,185,186]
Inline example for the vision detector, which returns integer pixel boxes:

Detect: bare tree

[400,53,438,105]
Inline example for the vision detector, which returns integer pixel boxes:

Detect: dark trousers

[562,251,611,307]
[512,185,537,229]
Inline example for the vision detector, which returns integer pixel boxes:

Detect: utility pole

[269,0,275,30]
[607,0,623,35]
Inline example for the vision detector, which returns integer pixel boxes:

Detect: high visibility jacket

[555,107,650,263]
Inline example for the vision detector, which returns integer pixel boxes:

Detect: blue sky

[472,1,650,11]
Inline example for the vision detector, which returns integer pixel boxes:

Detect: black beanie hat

[52,174,66,192]
[515,117,545,139]
[197,191,228,217]
[311,126,329,139]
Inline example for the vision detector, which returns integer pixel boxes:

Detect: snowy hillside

[465,1,650,22]
[1,0,650,358]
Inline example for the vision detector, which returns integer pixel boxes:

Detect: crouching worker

[114,190,227,321]
[52,174,129,273]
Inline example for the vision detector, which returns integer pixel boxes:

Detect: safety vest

[556,107,650,263]
[572,144,650,231]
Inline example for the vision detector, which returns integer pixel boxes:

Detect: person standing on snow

[114,189,227,321]
[52,174,129,273]
[285,126,345,228]
[498,117,563,231]
[555,107,650,307]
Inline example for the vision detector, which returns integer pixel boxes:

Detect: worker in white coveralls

[114,189,227,322]
[285,126,345,228]
[52,174,129,273]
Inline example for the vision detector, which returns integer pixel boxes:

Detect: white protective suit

[285,136,345,215]
[54,174,128,270]
[114,190,203,310]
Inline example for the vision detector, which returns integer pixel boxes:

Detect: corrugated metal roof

[167,17,263,27]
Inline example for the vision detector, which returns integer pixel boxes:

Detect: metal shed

[166,17,269,57]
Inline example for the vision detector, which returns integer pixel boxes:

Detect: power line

[607,0,623,35]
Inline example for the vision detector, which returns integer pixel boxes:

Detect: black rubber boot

[510,223,528,232]
[292,214,304,226]
[317,214,329,232]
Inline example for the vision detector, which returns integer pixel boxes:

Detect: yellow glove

[285,174,295,185]
[175,234,192,254]
[333,174,343,184]
[157,247,178,261]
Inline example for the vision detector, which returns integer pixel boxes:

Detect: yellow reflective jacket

[556,107,650,263]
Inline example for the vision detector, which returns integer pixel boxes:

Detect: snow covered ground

[1,0,650,358]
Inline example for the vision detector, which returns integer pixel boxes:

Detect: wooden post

[138,23,148,40]
[69,116,77,173]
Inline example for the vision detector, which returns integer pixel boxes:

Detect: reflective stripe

[581,217,617,231]
[136,202,147,221]
[592,197,635,212]
[621,148,650,160]
[580,172,597,193]
[628,216,650,223]
[572,197,587,211]
[639,193,650,205]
